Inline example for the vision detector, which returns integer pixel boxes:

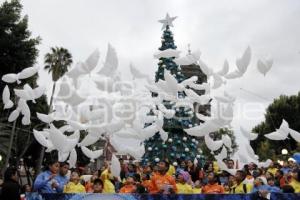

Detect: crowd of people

[1,157,300,199]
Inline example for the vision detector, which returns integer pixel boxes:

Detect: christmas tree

[142,14,207,165]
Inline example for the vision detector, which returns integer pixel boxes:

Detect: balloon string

[239,87,278,131]
[239,87,273,102]
[0,122,33,134]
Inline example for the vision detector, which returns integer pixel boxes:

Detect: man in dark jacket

[1,167,20,200]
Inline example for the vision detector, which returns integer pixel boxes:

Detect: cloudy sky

[8,0,300,151]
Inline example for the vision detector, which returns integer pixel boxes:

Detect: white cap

[288,157,296,162]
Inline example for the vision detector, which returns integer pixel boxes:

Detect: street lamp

[281,149,288,161]
[281,149,288,155]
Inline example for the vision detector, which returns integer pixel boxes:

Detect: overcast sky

[7,0,300,151]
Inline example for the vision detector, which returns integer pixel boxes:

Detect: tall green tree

[0,0,40,92]
[35,47,72,174]
[251,92,300,160]
[44,47,73,109]
[0,0,48,175]
[142,15,211,165]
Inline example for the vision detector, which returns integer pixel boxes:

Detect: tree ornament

[196,154,201,159]
[185,148,189,152]
[168,138,173,142]
[148,147,152,151]
[192,138,196,143]
[155,157,160,162]
[183,137,187,141]
[173,161,178,166]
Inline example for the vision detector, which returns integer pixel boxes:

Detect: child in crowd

[64,171,86,193]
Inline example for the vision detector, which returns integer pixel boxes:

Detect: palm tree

[36,47,72,174]
[44,47,73,110]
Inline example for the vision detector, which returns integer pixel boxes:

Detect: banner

[26,192,300,200]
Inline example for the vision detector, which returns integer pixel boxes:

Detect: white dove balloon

[159,129,168,142]
[154,49,181,59]
[36,112,55,124]
[185,118,224,137]
[78,133,101,147]
[264,119,289,140]
[2,73,19,84]
[257,58,273,76]
[257,159,272,168]
[82,49,100,73]
[222,134,232,148]
[224,70,243,79]
[58,151,70,162]
[204,134,223,152]
[18,99,31,125]
[215,146,227,161]
[2,66,38,84]
[14,84,45,103]
[236,46,251,74]
[81,146,103,162]
[240,126,258,140]
[98,43,118,76]
[216,60,229,76]
[184,88,210,105]
[174,50,201,65]
[2,85,14,109]
[33,130,54,152]
[68,149,77,169]
[111,154,121,178]
[289,128,300,142]
[49,124,79,153]
[111,138,145,160]
[8,109,21,122]
[225,47,251,79]
[211,74,224,89]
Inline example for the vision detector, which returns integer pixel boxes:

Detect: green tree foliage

[0,0,40,92]
[250,92,300,160]
[44,46,72,109]
[0,0,49,171]
[143,25,199,164]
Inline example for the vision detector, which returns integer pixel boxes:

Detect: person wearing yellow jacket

[100,168,115,193]
[64,171,86,193]
[176,170,193,194]
[289,170,300,193]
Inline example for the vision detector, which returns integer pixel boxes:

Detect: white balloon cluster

[31,44,162,165]
[2,66,44,125]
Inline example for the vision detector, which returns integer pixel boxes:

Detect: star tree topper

[158,13,177,30]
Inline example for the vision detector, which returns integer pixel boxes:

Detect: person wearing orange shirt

[150,161,177,194]
[119,177,137,193]
[202,172,224,194]
[141,173,153,192]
